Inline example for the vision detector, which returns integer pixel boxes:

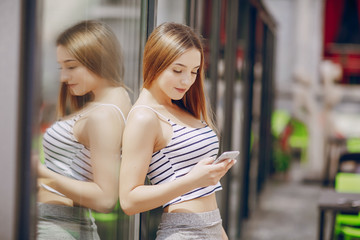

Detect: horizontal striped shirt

[42,103,125,196]
[131,105,222,208]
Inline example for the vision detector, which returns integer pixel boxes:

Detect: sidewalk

[240,165,323,240]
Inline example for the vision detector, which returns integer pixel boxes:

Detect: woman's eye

[68,66,77,70]
[173,70,182,74]
[191,71,198,75]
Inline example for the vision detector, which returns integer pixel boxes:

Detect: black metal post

[221,0,239,231]
[186,0,196,28]
[139,1,157,239]
[266,31,276,179]
[16,0,42,239]
[239,4,256,222]
[138,0,157,98]
[146,0,157,39]
[257,25,270,193]
[209,0,221,122]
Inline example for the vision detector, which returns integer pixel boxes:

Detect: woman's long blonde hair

[56,20,124,117]
[143,22,215,128]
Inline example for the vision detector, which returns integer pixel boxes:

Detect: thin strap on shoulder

[78,103,126,123]
[127,105,169,122]
[96,103,126,123]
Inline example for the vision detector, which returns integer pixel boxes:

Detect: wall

[0,0,21,239]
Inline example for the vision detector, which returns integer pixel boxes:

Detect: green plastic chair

[288,119,309,163]
[342,227,360,240]
[347,138,360,153]
[334,173,360,239]
[271,111,309,164]
[271,110,292,172]
[271,110,291,139]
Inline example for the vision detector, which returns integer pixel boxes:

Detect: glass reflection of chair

[90,201,130,240]
[333,173,360,240]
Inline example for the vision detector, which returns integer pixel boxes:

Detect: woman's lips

[175,88,186,93]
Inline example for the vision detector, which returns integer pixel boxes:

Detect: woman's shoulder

[85,105,123,127]
[123,105,163,143]
[90,87,132,119]
[127,104,161,124]
[83,92,132,121]
[126,90,167,127]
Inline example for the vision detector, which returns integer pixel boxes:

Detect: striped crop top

[130,105,222,208]
[41,103,125,196]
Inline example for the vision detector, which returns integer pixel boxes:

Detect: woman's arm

[119,109,234,215]
[38,107,125,213]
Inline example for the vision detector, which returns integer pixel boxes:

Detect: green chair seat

[347,138,360,153]
[342,226,360,240]
[334,173,360,239]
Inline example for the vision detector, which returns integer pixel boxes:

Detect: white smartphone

[212,151,239,164]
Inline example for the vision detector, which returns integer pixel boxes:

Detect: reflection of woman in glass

[119,22,236,240]
[37,20,132,239]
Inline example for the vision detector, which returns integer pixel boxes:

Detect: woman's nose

[181,73,191,85]
[60,70,69,83]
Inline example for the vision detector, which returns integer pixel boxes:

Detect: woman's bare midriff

[37,188,74,206]
[163,193,218,213]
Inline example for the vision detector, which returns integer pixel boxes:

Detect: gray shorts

[156,209,223,240]
[37,203,100,240]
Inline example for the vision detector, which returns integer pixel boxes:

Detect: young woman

[37,20,132,239]
[119,22,236,240]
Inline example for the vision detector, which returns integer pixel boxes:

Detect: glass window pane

[36,0,141,239]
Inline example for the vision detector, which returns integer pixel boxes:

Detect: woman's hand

[37,163,74,206]
[185,157,236,188]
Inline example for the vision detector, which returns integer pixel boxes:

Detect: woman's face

[57,45,101,96]
[156,48,201,100]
